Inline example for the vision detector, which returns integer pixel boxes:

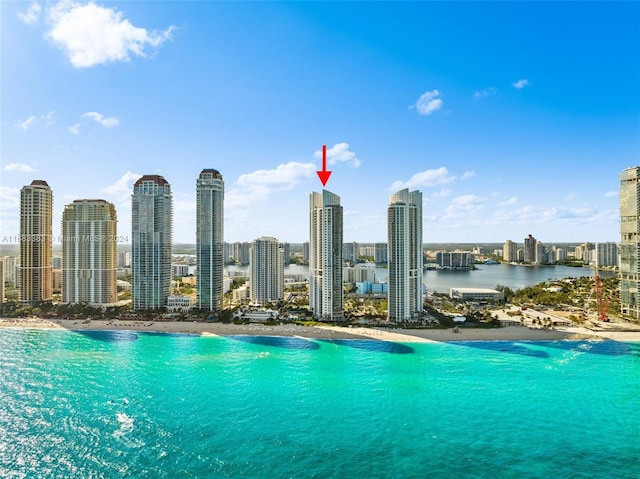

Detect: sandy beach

[2,317,640,343]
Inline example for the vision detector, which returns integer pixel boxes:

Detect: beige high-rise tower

[19,180,53,303]
[62,199,117,304]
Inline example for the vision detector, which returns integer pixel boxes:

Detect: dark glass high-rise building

[620,166,640,319]
[131,175,173,310]
[196,169,224,312]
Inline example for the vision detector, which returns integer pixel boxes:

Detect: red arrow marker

[316,144,332,186]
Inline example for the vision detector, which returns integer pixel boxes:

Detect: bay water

[1,328,638,478]
[228,263,610,293]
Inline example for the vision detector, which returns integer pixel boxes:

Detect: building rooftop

[29,180,50,187]
[134,175,170,187]
[200,168,223,178]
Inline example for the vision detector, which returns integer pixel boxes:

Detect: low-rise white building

[449,288,504,303]
[233,308,279,322]
[167,295,194,313]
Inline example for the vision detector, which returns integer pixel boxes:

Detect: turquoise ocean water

[1,328,639,479]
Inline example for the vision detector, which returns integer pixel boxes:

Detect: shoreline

[2,318,640,343]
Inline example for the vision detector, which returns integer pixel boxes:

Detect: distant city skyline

[2,2,638,243]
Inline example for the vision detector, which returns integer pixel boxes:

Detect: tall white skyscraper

[19,180,53,303]
[309,190,343,321]
[62,199,117,304]
[250,236,284,306]
[132,175,173,310]
[387,188,423,322]
[196,169,224,312]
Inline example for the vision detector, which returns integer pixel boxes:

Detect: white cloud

[564,193,577,202]
[15,116,37,131]
[4,163,38,173]
[46,1,176,68]
[82,111,119,128]
[473,87,497,98]
[604,191,618,198]
[498,197,518,206]
[443,195,486,219]
[236,162,316,189]
[389,166,456,191]
[68,111,119,134]
[101,171,142,201]
[411,89,443,115]
[461,170,475,180]
[512,79,530,89]
[313,143,361,167]
[228,162,316,210]
[41,111,56,126]
[17,2,42,25]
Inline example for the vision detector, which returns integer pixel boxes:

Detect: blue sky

[1,1,638,244]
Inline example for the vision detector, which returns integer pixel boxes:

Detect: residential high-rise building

[302,242,310,262]
[117,251,131,268]
[19,180,53,303]
[374,242,388,264]
[620,166,640,319]
[62,199,117,304]
[503,240,518,262]
[250,236,284,306]
[196,169,224,312]
[535,241,546,264]
[232,242,251,265]
[436,251,473,269]
[309,190,343,320]
[360,245,375,258]
[3,256,17,284]
[556,248,568,262]
[387,188,423,322]
[524,234,537,263]
[595,242,619,268]
[132,175,173,310]
[0,258,4,304]
[343,241,359,262]
[223,242,234,264]
[279,242,291,264]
